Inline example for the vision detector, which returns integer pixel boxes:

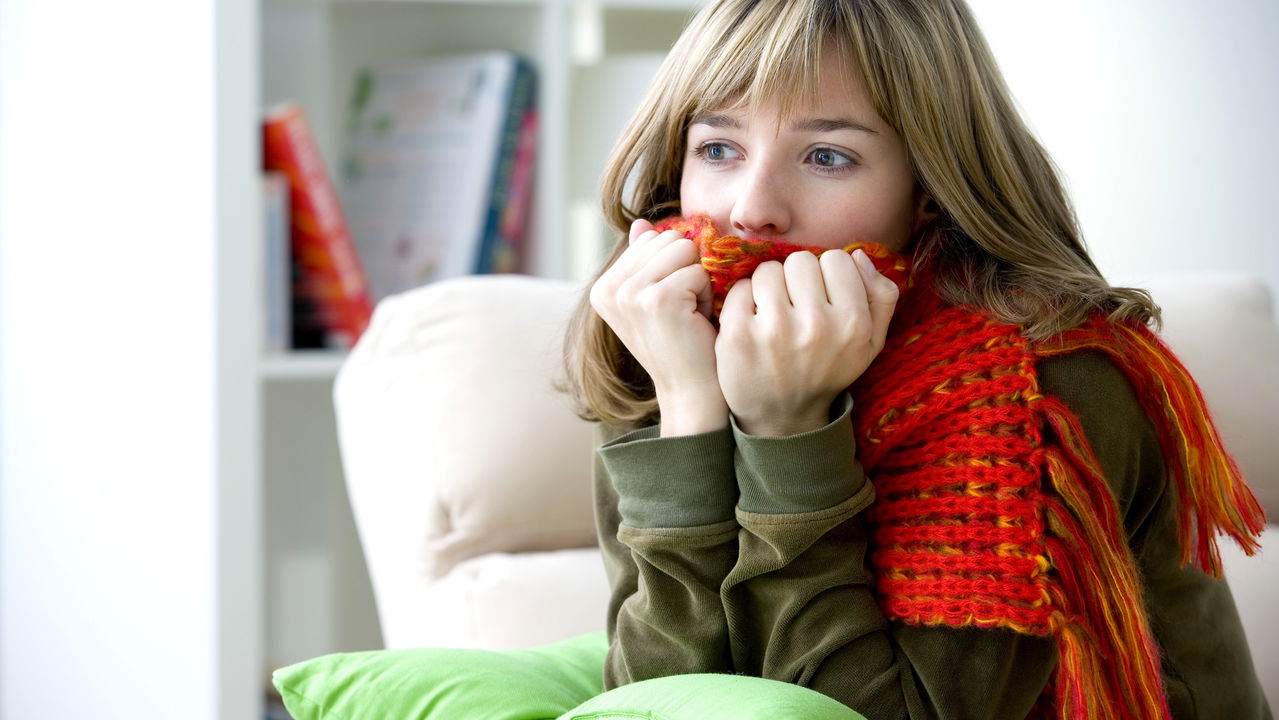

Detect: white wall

[968,0,1279,293]
[0,1,260,718]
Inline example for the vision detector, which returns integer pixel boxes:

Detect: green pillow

[273,632,605,720]
[273,631,866,720]
[564,672,867,720]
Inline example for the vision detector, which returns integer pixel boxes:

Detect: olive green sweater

[592,350,1271,719]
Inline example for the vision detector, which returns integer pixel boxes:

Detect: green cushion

[273,632,606,720]
[562,672,867,720]
[272,631,865,720]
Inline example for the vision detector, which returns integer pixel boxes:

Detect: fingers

[695,268,715,320]
[628,234,699,287]
[719,277,754,324]
[852,248,900,347]
[750,261,791,314]
[819,250,872,339]
[600,219,704,316]
[658,263,714,312]
[629,217,655,243]
[819,249,860,308]
[614,226,692,281]
[754,252,832,313]
[782,251,827,307]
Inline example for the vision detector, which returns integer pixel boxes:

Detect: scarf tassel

[1038,396,1172,720]
[1039,320,1267,576]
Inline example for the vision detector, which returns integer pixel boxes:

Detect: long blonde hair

[562,0,1160,428]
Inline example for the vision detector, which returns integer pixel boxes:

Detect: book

[490,107,538,274]
[476,60,537,275]
[263,100,374,349]
[262,171,292,354]
[340,52,537,301]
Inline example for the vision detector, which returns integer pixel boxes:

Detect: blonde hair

[562,0,1160,428]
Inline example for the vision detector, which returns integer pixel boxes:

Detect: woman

[562,0,1269,717]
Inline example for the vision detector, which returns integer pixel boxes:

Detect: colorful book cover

[477,58,536,274]
[263,100,374,349]
[341,52,536,301]
[493,108,539,274]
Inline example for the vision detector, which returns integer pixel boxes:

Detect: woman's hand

[589,218,728,435]
[715,248,899,437]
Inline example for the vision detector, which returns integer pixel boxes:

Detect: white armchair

[333,272,1279,701]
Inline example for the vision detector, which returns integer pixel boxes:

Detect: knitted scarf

[653,215,1267,720]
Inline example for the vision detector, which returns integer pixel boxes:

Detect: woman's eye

[695,142,740,163]
[808,147,854,169]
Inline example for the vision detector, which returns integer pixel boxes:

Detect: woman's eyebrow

[791,117,879,135]
[690,113,741,128]
[690,113,879,135]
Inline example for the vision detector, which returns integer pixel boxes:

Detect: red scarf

[654,216,1266,720]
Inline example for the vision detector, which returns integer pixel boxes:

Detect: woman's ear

[911,193,942,235]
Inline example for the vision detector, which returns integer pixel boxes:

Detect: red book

[263,101,373,348]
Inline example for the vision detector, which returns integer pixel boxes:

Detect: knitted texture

[654,215,908,321]
[654,215,1267,720]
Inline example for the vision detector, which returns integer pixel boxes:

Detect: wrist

[734,400,831,437]
[656,384,729,437]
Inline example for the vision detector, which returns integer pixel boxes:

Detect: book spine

[262,172,292,353]
[476,57,536,274]
[262,101,373,348]
[495,108,538,274]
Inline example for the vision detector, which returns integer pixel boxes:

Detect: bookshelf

[260,351,347,380]
[256,0,702,702]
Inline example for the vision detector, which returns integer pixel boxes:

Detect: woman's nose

[729,163,791,238]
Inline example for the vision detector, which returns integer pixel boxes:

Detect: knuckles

[784,251,819,267]
[588,281,618,320]
[875,274,901,302]
[634,286,680,314]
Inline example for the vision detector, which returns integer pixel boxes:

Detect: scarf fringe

[1037,395,1172,720]
[1038,319,1267,576]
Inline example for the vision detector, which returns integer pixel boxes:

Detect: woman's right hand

[589,218,728,435]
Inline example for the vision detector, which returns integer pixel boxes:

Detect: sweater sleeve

[591,420,739,689]
[720,391,1057,720]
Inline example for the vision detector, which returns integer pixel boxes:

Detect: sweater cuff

[598,424,737,528]
[731,391,865,514]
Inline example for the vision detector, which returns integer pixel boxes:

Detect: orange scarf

[654,216,1266,719]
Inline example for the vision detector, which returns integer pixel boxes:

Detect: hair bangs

[679,0,846,124]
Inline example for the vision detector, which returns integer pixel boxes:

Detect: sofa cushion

[417,548,610,651]
[334,275,598,649]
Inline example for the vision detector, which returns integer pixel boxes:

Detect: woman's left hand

[715,248,899,436]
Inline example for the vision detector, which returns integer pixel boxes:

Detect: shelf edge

[260,351,348,381]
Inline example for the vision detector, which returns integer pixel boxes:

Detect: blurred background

[1,0,1276,717]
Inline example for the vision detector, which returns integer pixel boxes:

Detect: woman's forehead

[695,42,864,106]
[690,51,878,128]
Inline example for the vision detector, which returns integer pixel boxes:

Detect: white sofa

[334,272,1279,702]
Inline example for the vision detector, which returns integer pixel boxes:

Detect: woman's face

[680,49,933,253]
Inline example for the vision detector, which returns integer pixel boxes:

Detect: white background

[969,0,1279,291]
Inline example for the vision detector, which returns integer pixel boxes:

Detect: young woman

[562,0,1269,717]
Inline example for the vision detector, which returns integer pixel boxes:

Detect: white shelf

[260,351,348,380]
[255,0,702,690]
